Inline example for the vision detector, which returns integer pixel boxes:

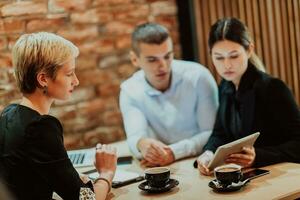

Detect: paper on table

[89,169,142,182]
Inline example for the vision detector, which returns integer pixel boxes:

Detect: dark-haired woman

[197,18,300,175]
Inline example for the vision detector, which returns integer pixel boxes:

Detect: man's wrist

[167,148,175,162]
[137,138,146,152]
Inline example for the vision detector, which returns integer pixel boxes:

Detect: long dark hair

[208,17,265,72]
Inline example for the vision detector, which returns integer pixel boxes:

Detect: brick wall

[0,0,181,149]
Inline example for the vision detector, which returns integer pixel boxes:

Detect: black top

[0,104,93,200]
[203,64,300,167]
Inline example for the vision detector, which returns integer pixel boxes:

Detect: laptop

[67,148,95,168]
[67,148,133,167]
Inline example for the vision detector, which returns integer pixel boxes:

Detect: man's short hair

[131,23,170,55]
[12,32,79,94]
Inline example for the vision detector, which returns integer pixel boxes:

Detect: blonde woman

[0,32,117,200]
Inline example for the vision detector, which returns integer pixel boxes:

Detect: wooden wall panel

[193,0,300,105]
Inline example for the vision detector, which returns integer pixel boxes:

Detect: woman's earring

[43,86,48,95]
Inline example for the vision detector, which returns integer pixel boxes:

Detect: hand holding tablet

[194,132,260,170]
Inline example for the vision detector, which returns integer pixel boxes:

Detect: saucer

[138,178,179,193]
[208,179,250,192]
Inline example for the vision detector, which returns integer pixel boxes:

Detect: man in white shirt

[119,23,218,166]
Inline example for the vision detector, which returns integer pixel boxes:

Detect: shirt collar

[143,64,183,96]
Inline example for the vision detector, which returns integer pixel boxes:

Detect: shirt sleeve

[24,116,92,200]
[119,90,148,159]
[169,70,219,160]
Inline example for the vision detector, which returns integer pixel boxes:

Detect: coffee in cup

[214,164,242,186]
[144,167,170,188]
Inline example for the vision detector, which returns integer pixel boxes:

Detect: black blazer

[0,104,93,200]
[203,64,300,167]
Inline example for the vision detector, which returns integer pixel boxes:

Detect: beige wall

[0,0,181,149]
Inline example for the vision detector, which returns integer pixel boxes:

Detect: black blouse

[203,64,300,167]
[0,104,93,200]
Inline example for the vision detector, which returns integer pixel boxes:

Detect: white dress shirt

[119,60,219,160]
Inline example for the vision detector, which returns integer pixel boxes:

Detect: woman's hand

[197,150,214,175]
[225,146,255,168]
[94,143,117,184]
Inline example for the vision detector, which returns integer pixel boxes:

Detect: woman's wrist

[94,177,111,194]
[98,172,114,184]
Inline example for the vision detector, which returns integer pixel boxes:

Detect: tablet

[207,132,260,170]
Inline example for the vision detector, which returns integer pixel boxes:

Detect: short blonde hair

[12,32,79,94]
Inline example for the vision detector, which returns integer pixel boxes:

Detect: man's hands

[138,138,175,167]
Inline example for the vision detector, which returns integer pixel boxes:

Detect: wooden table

[78,140,300,200]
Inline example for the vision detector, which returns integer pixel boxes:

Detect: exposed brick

[50,104,77,120]
[7,34,20,50]
[98,55,119,69]
[114,4,149,20]
[102,110,123,126]
[115,34,131,49]
[96,80,120,97]
[170,31,180,44]
[0,82,20,106]
[0,18,25,34]
[146,0,168,2]
[77,98,106,117]
[93,0,131,6]
[0,36,7,51]
[71,8,113,24]
[76,55,98,71]
[98,53,130,68]
[47,13,69,19]
[0,0,180,150]
[150,1,177,16]
[155,15,178,30]
[63,116,102,133]
[0,68,10,84]
[99,97,119,110]
[0,52,12,68]
[0,1,13,8]
[83,126,124,145]
[0,67,14,84]
[104,21,134,35]
[1,1,47,17]
[49,0,92,13]
[76,68,116,86]
[54,86,96,106]
[57,25,98,43]
[117,63,138,79]
[64,133,83,150]
[78,38,114,55]
[26,17,67,32]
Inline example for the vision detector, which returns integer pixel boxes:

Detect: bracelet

[94,177,111,193]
